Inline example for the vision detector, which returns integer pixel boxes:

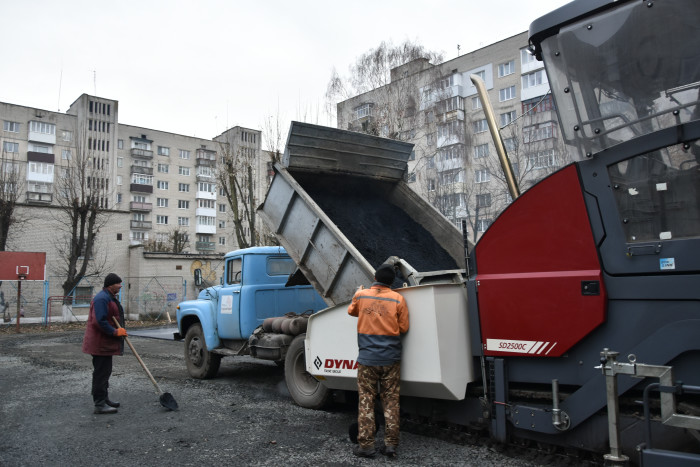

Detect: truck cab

[176,246,326,378]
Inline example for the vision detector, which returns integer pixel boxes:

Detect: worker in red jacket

[82,273,127,414]
[348,263,409,458]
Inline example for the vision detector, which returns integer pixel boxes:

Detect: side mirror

[194,269,203,286]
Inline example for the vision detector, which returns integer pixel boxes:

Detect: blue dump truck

[175,246,329,405]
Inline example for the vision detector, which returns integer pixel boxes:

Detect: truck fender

[177,301,221,350]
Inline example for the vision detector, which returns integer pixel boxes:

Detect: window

[30,121,56,135]
[157,181,169,190]
[178,183,190,192]
[522,95,555,115]
[177,217,189,226]
[3,121,20,133]
[157,163,169,173]
[131,174,153,185]
[267,257,297,276]
[62,149,71,160]
[439,145,463,161]
[3,142,19,153]
[439,169,463,185]
[427,156,435,169]
[474,143,489,159]
[504,138,516,152]
[472,96,482,110]
[522,69,548,89]
[498,60,515,77]
[28,162,54,176]
[521,48,538,66]
[198,199,215,209]
[118,139,124,149]
[178,166,190,176]
[61,130,72,141]
[476,193,492,207]
[178,200,190,209]
[157,198,168,207]
[523,121,556,143]
[218,204,226,212]
[219,237,226,246]
[227,258,243,284]
[475,169,491,183]
[499,86,516,102]
[158,146,170,156]
[477,219,492,232]
[156,215,168,225]
[117,175,123,185]
[197,216,216,226]
[133,213,146,222]
[133,195,146,203]
[73,286,93,307]
[437,120,461,139]
[117,157,123,168]
[473,119,488,134]
[527,150,557,169]
[29,143,50,153]
[439,96,463,113]
[219,220,226,228]
[179,149,190,159]
[198,182,216,192]
[500,111,517,127]
[116,193,122,204]
[438,74,457,89]
[427,178,436,192]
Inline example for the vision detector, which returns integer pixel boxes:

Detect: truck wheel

[285,334,330,409]
[184,323,221,379]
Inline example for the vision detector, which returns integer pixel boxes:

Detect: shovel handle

[113,317,163,395]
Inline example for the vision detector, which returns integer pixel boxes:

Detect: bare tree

[53,123,111,298]
[144,227,190,253]
[215,132,258,249]
[0,147,24,251]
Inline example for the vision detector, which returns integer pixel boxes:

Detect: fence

[0,275,187,326]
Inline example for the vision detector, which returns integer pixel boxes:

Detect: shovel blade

[160,392,178,411]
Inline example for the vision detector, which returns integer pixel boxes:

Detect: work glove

[114,328,127,337]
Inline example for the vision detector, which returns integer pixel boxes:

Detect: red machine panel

[475,165,606,357]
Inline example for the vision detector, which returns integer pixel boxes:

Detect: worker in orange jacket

[348,263,409,458]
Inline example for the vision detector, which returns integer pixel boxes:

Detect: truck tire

[285,334,330,409]
[184,323,221,379]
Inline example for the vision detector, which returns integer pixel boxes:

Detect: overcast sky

[1,0,570,143]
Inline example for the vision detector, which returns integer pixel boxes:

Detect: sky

[1,0,571,144]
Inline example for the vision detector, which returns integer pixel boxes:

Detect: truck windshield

[539,0,700,159]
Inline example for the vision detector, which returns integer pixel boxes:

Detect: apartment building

[336,32,570,241]
[0,93,263,307]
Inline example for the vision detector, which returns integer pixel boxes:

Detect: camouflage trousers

[356,362,401,449]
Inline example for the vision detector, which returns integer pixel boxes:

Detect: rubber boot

[94,400,118,414]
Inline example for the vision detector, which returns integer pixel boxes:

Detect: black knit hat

[374,264,395,286]
[104,273,122,288]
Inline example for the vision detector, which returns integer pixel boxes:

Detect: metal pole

[601,350,629,465]
[469,74,520,201]
[15,279,21,333]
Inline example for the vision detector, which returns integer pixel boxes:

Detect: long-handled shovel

[113,317,179,411]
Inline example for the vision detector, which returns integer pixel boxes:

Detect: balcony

[195,241,216,251]
[196,190,216,201]
[130,148,153,158]
[26,191,52,204]
[130,220,152,230]
[129,202,153,211]
[130,183,153,193]
[130,165,153,175]
[27,152,55,163]
[195,157,215,168]
[195,224,216,235]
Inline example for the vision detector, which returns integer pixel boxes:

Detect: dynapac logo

[314,356,358,373]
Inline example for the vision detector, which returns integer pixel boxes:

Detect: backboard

[0,252,46,281]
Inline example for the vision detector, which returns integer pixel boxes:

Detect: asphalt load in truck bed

[294,172,459,272]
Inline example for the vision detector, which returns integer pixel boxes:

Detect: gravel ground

[0,323,538,467]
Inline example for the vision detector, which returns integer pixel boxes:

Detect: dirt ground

[0,322,534,466]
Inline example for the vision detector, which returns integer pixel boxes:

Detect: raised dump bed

[258,122,467,307]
